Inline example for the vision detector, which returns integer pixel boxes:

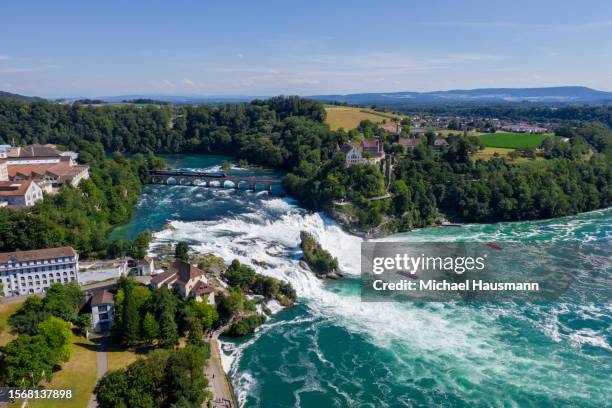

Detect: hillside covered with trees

[0,96,610,235]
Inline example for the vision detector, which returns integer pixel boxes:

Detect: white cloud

[183,78,197,87]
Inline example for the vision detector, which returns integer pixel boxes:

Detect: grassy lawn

[106,341,154,371]
[324,105,402,130]
[0,300,24,346]
[478,132,550,149]
[14,335,99,408]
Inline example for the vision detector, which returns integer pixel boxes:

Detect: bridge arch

[237,180,254,190]
[165,177,178,185]
[253,182,271,192]
[222,180,237,189]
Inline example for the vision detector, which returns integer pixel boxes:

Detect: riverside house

[150,259,215,304]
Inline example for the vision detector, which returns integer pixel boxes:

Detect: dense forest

[0,140,162,257]
[0,97,611,239]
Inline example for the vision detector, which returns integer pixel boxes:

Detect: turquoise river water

[116,155,611,408]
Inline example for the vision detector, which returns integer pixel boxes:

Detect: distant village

[335,113,550,168]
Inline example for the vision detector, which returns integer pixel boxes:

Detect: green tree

[37,316,73,363]
[74,313,92,337]
[156,288,178,347]
[175,241,190,261]
[166,345,211,406]
[122,284,141,345]
[9,296,50,335]
[142,312,160,343]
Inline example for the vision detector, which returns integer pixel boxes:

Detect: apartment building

[0,247,79,297]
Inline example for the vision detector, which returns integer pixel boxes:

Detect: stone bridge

[148,170,283,193]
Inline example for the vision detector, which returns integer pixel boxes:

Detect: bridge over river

[148,169,283,193]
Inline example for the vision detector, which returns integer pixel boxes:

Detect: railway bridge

[147,170,283,193]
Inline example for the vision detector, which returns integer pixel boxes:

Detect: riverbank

[206,338,238,408]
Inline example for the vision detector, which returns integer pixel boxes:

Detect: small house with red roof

[150,259,215,304]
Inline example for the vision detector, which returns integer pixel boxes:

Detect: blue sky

[2,0,612,97]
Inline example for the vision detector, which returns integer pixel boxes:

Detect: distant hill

[0,90,43,102]
[310,86,612,105]
[96,94,261,104]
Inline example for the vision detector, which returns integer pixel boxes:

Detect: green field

[478,132,550,149]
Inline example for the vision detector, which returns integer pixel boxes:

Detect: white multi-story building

[91,289,114,332]
[0,247,79,297]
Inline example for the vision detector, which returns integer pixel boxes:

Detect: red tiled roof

[7,163,88,181]
[192,281,215,296]
[91,289,114,306]
[173,260,203,283]
[381,125,398,133]
[0,180,35,196]
[0,246,76,263]
[150,269,176,285]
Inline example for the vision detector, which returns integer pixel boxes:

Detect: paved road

[87,336,108,408]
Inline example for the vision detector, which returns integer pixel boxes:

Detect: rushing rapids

[115,155,611,408]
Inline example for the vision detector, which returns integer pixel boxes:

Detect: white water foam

[148,191,611,405]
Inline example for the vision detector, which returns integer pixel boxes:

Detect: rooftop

[173,259,203,283]
[0,180,34,196]
[150,269,176,285]
[398,138,422,147]
[8,163,88,181]
[0,246,77,263]
[91,289,114,306]
[8,144,63,158]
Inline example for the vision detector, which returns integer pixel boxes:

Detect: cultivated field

[478,132,550,149]
[473,147,514,160]
[325,105,402,130]
[437,129,485,137]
